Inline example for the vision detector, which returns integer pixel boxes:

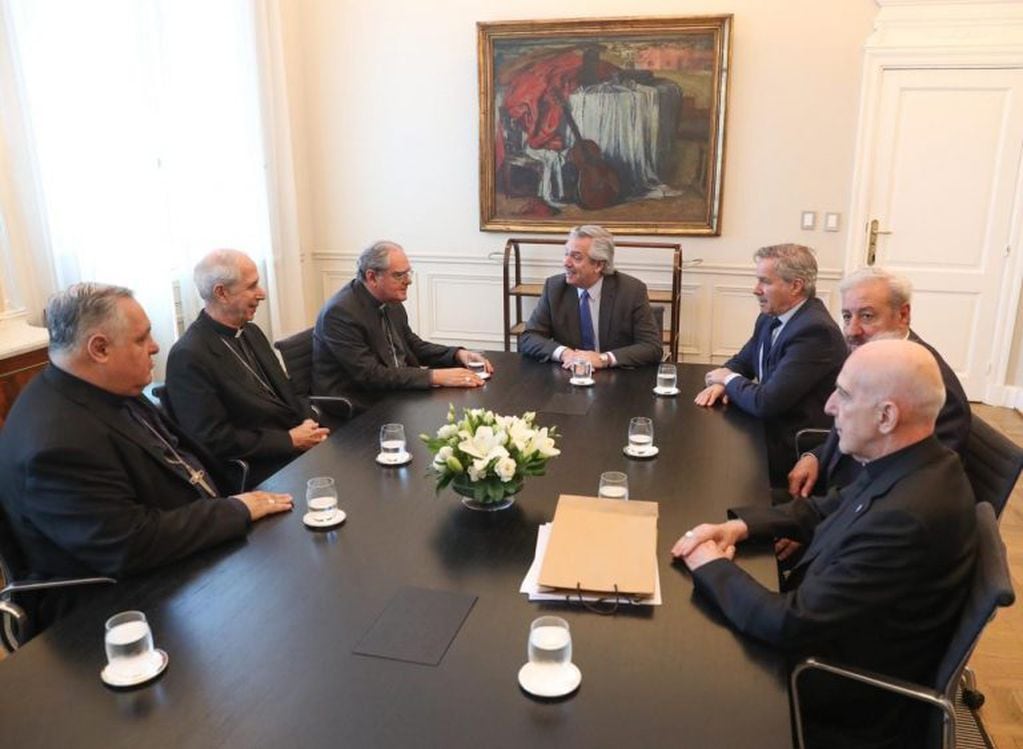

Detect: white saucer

[101,649,168,688]
[303,509,346,528]
[518,661,582,698]
[653,386,680,396]
[376,451,412,466]
[476,371,491,381]
[569,377,595,387]
[623,444,659,459]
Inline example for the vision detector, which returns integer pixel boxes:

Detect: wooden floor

[970,404,1023,749]
[2,406,1022,748]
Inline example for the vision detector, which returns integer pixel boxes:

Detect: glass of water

[571,359,593,381]
[306,476,338,521]
[379,423,406,460]
[628,417,655,455]
[657,363,678,392]
[598,471,629,500]
[104,610,155,677]
[466,352,487,377]
[528,615,572,668]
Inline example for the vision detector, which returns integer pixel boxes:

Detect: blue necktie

[579,290,595,351]
[760,318,782,381]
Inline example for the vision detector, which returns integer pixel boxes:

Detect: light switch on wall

[824,212,841,232]
[800,211,816,230]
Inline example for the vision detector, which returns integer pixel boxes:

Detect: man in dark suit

[674,339,977,749]
[313,241,492,411]
[0,283,292,633]
[787,266,970,499]
[694,243,847,484]
[166,249,329,487]
[519,225,662,370]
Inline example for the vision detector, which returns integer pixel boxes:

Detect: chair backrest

[274,327,315,397]
[933,502,1015,698]
[0,501,27,587]
[964,415,1023,517]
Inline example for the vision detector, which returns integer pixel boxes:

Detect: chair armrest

[310,395,354,420]
[790,657,956,749]
[227,458,250,494]
[1,600,26,653]
[795,428,830,456]
[2,576,116,596]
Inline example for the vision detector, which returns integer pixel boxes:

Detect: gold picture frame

[478,15,732,235]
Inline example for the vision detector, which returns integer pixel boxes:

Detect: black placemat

[353,586,477,666]
[538,393,593,416]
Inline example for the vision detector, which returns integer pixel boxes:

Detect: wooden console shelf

[501,237,682,362]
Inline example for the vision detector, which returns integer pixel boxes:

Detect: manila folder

[538,495,658,596]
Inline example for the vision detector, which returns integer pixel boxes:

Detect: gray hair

[46,282,134,354]
[194,249,247,302]
[753,244,818,297]
[357,241,402,281]
[569,225,615,275]
[838,266,913,311]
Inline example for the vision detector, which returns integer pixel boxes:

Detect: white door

[857,67,1023,400]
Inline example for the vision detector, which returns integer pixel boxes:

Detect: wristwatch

[599,353,611,368]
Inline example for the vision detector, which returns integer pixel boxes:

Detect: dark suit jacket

[723,297,847,482]
[519,272,662,367]
[808,330,972,495]
[312,279,460,409]
[692,436,977,748]
[165,311,312,487]
[0,366,251,624]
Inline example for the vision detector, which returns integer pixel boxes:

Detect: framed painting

[478,16,731,235]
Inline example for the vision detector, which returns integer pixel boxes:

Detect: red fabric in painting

[496,49,618,170]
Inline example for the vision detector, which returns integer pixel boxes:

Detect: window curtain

[0,0,300,375]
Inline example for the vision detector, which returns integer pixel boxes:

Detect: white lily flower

[527,427,560,458]
[459,426,504,460]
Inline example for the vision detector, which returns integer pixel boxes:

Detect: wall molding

[311,251,847,362]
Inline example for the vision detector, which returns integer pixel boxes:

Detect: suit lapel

[598,275,616,350]
[560,281,583,349]
[354,282,400,366]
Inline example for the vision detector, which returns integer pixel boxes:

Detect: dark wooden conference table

[0,353,793,748]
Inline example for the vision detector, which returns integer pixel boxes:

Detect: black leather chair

[273,327,354,420]
[963,415,1023,519]
[0,505,115,653]
[790,502,1015,749]
[794,428,830,458]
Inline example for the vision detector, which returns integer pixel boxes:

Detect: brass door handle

[867,219,892,265]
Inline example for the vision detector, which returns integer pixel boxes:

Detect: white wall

[282,0,878,358]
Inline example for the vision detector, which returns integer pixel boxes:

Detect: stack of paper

[519,495,661,606]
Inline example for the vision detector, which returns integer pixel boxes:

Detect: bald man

[672,340,977,749]
[166,250,329,488]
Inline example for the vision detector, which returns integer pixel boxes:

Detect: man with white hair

[166,249,329,488]
[0,283,292,634]
[519,225,663,369]
[673,339,977,748]
[787,266,970,499]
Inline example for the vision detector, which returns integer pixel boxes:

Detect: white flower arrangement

[420,405,560,505]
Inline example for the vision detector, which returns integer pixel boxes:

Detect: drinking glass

[466,351,487,376]
[379,423,407,460]
[571,359,593,381]
[656,363,678,392]
[306,476,338,520]
[628,417,655,454]
[528,615,572,668]
[104,611,155,677]
[598,471,629,500]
